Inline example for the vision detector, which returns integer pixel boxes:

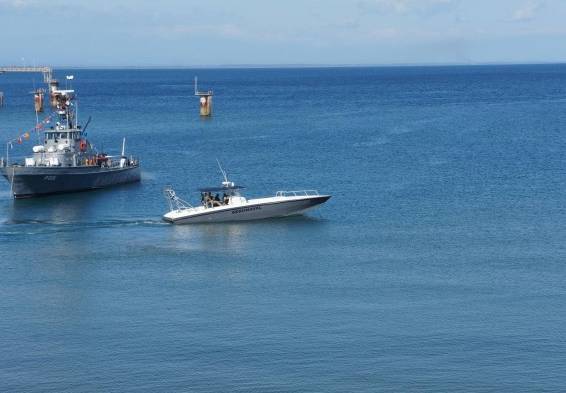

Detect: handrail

[3,155,140,168]
[0,66,53,82]
[275,190,319,197]
[164,187,195,212]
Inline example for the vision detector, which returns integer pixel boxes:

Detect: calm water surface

[1,65,566,392]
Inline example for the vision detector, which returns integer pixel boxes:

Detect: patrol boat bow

[163,171,330,224]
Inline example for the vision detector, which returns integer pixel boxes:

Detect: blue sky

[0,0,565,66]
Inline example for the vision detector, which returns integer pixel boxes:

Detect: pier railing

[0,66,53,82]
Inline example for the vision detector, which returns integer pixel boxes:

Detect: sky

[0,0,565,67]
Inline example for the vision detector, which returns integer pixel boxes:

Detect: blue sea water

[1,65,566,392]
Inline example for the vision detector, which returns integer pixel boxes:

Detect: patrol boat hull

[164,195,330,224]
[0,165,140,198]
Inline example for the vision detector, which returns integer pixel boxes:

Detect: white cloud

[358,0,453,15]
[158,24,246,39]
[511,1,543,22]
[0,0,35,8]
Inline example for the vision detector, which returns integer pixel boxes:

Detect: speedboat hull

[164,195,330,224]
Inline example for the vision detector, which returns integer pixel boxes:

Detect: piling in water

[194,76,213,117]
[199,94,213,116]
[34,89,44,112]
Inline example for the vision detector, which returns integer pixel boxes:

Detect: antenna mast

[216,159,229,183]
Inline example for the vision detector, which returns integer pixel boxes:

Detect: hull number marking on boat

[43,176,56,181]
[232,206,261,214]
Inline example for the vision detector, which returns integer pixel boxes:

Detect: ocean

[1,65,566,392]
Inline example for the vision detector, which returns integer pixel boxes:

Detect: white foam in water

[0,190,13,199]
[141,171,156,180]
[353,136,390,147]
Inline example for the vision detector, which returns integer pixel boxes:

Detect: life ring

[79,140,87,152]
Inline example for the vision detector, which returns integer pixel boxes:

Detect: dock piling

[34,89,44,112]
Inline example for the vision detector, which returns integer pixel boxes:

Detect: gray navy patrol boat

[0,85,140,198]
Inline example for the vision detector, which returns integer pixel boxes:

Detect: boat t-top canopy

[198,185,245,193]
[52,89,75,96]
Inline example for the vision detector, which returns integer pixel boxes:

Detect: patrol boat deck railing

[275,190,319,197]
[0,155,139,168]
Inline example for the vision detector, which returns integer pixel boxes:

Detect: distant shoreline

[17,62,566,71]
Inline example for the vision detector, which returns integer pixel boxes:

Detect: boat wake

[141,171,157,180]
[0,218,168,236]
[0,190,13,198]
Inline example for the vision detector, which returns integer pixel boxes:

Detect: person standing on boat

[213,193,221,207]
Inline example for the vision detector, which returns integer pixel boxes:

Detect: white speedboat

[163,174,330,225]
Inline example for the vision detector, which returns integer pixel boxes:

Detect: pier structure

[0,66,53,83]
[0,66,55,110]
[194,76,213,116]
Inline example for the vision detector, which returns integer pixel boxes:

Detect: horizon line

[3,61,566,70]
